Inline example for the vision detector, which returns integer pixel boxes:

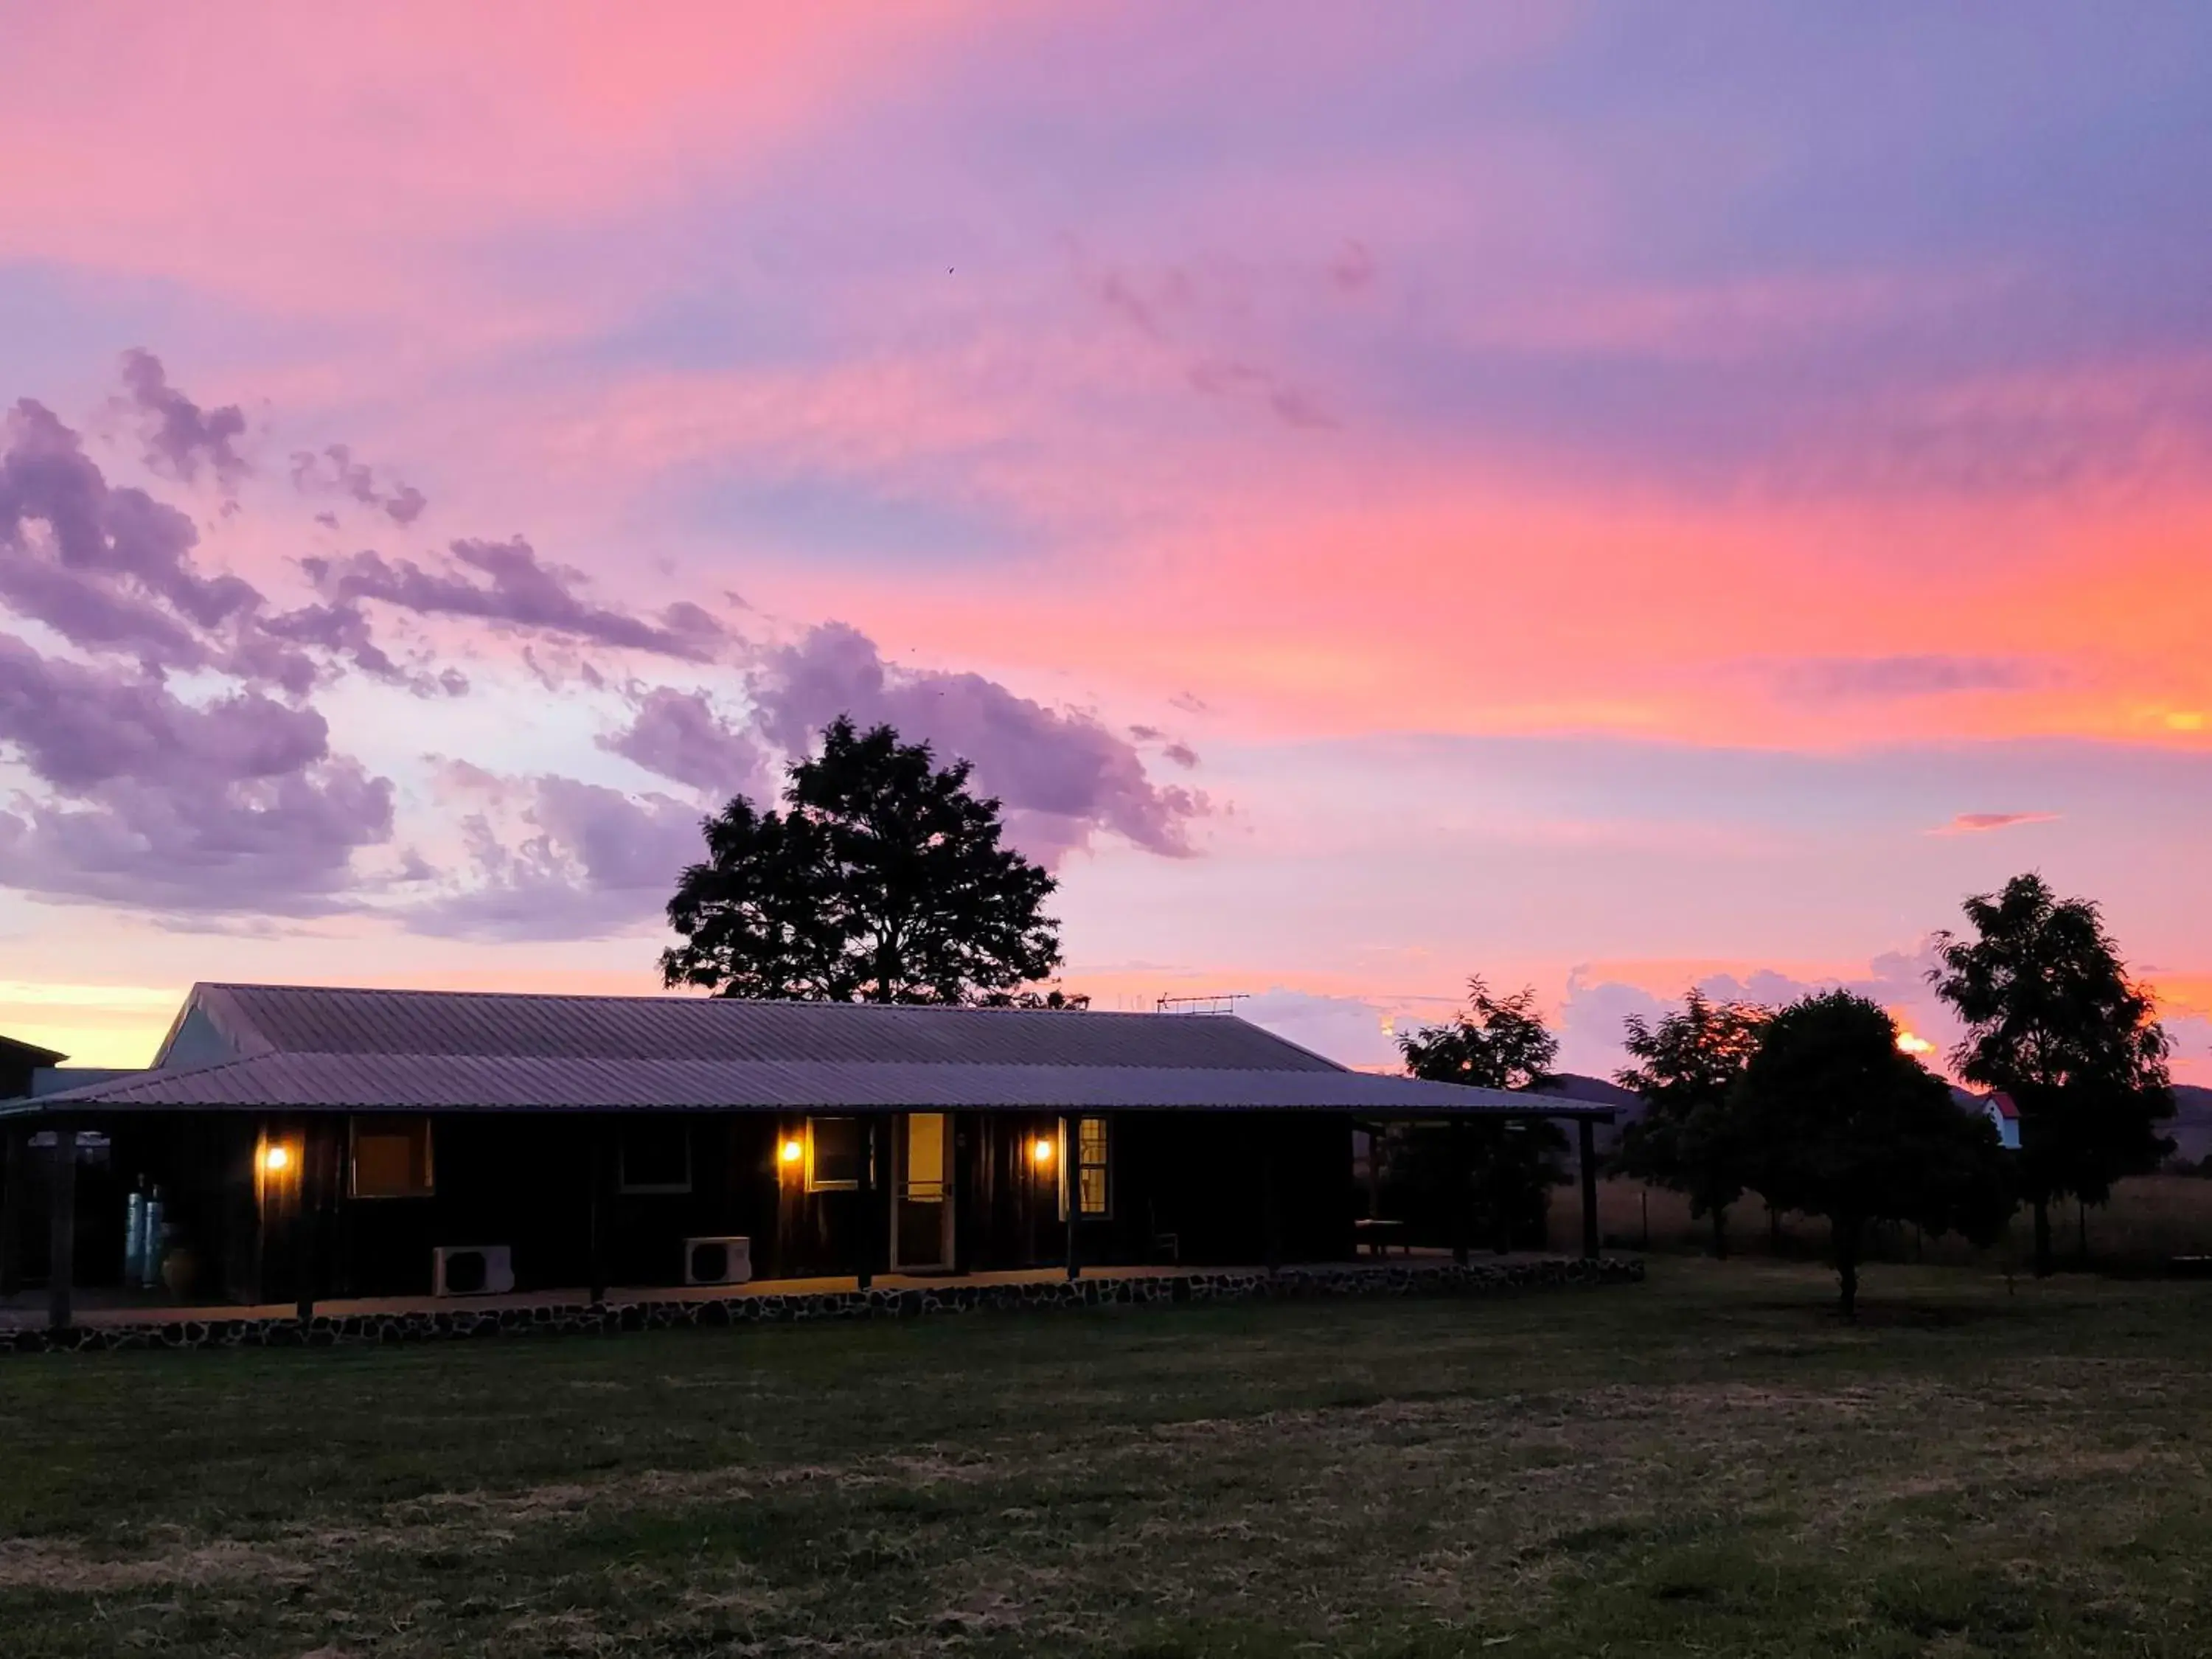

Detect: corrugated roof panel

[191,983,1343,1071]
[20,1051,1613,1116]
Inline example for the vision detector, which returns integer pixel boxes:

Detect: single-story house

[1,983,1614,1324]
[1984,1091,2022,1151]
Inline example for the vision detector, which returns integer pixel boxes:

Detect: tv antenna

[1155,992,1250,1016]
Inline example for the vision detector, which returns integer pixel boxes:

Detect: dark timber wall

[3,1107,1369,1304]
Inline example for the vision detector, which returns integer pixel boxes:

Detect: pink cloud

[1929,811,2062,835]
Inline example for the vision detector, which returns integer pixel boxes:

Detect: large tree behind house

[1930,872,2173,1278]
[661,716,1063,1004]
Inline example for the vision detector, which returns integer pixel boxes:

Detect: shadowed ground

[4,1259,2211,1656]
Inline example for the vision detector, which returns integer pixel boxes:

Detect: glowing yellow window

[1077,1116,1110,1217]
[350,1118,434,1199]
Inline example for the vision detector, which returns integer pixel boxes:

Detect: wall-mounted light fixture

[779,1137,804,1167]
[1030,1135,1055,1167]
[260,1142,293,1175]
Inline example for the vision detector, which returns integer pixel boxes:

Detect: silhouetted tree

[1614,990,1770,1258]
[1930,873,2173,1278]
[1397,979,1568,1252]
[661,716,1062,1004]
[1738,992,2013,1317]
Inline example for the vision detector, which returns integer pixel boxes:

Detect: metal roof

[18,1051,1607,1116]
[172,983,1347,1070]
[0,1034,67,1068]
[6,981,1613,1119]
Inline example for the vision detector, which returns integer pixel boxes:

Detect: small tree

[1397,979,1568,1252]
[1737,991,2013,1317]
[661,716,1062,1004]
[1613,990,1769,1258]
[1930,873,2173,1277]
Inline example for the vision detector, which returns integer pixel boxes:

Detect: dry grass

[6,1261,2212,1655]
[1556,1172,2212,1270]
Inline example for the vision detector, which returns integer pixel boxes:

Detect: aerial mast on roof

[1155,993,1250,1016]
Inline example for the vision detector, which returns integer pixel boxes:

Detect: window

[807,1116,864,1192]
[619,1120,692,1194]
[1077,1116,1110,1217]
[351,1117,434,1199]
[903,1113,947,1202]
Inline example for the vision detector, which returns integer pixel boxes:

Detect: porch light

[1031,1136,1055,1167]
[779,1137,804,1166]
[260,1143,292,1175]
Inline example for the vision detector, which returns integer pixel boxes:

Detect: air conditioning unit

[433,1244,515,1297]
[684,1236,752,1287]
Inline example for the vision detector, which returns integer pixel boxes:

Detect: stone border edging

[3,1255,1644,1355]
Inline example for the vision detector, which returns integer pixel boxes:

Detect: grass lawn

[5,1261,2212,1657]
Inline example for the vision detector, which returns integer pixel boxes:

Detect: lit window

[1077,1116,1110,1217]
[619,1120,692,1194]
[904,1113,947,1202]
[807,1116,863,1192]
[350,1118,434,1199]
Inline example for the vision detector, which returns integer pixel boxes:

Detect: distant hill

[2169,1085,2212,1164]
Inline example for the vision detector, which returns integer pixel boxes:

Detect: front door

[891,1113,952,1270]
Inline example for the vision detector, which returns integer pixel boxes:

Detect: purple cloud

[1239,987,1402,1069]
[425,633,1215,937]
[0,392,420,917]
[0,358,1210,935]
[598,686,765,797]
[0,398,333,689]
[0,762,393,917]
[0,636,394,914]
[1556,973,1671,1078]
[0,637,322,790]
[748,622,1207,866]
[291,443,428,525]
[116,349,248,490]
[408,776,700,941]
[256,599,400,681]
[306,537,725,660]
[1127,725,1200,768]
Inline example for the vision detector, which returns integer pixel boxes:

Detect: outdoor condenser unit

[684,1236,753,1287]
[432,1244,515,1296]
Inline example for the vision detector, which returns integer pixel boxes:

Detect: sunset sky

[1,4,2208,1080]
